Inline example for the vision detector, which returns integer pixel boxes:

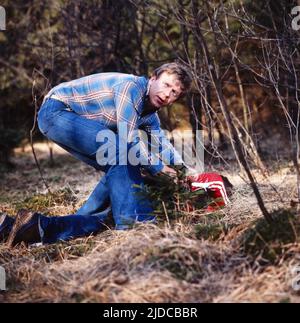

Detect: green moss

[26,238,97,263]
[279,298,291,303]
[70,292,86,303]
[14,188,78,214]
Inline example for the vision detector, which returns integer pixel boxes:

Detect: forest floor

[0,142,300,303]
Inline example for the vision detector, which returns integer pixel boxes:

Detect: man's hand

[184,167,198,176]
[180,167,200,189]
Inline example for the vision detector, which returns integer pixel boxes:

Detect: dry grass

[1,143,300,303]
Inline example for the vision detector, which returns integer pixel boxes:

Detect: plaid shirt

[46,72,184,174]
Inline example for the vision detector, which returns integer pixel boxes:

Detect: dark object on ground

[7,209,41,247]
[0,213,14,241]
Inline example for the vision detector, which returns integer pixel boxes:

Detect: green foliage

[0,127,24,151]
[142,172,210,221]
[194,222,228,241]
[0,126,24,169]
[192,208,235,241]
[241,209,300,264]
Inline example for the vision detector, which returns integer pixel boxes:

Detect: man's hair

[152,62,193,93]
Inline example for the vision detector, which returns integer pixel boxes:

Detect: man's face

[148,72,183,108]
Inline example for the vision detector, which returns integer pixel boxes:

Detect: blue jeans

[37,98,155,244]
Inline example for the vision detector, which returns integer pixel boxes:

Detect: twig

[30,81,51,193]
[162,201,170,228]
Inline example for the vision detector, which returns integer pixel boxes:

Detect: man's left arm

[142,114,187,172]
[113,81,164,175]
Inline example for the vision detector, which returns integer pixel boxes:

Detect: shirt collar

[146,80,150,96]
[141,79,159,117]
